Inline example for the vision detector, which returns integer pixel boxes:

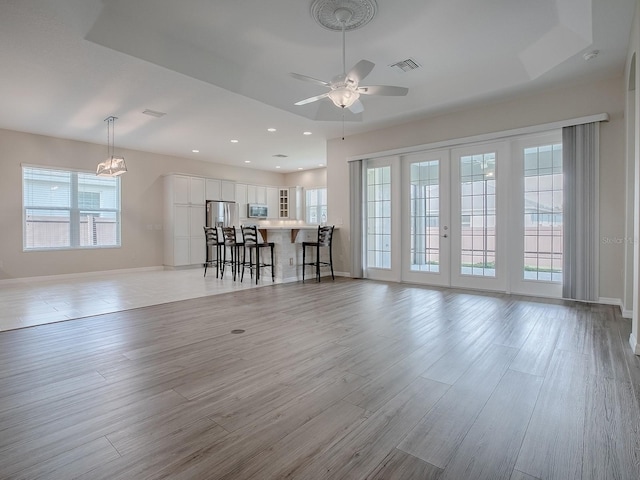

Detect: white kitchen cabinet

[266,187,278,218]
[205,179,221,200]
[189,177,206,205]
[236,183,247,220]
[290,186,303,220]
[278,186,302,219]
[164,174,208,267]
[278,188,289,218]
[221,181,236,201]
[247,185,267,204]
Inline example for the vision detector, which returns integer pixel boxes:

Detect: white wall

[0,128,285,280]
[327,76,626,301]
[626,0,640,354]
[284,168,326,189]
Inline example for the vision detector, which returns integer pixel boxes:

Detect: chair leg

[270,245,275,281]
[316,244,321,282]
[302,245,306,283]
[329,245,334,280]
[256,248,260,284]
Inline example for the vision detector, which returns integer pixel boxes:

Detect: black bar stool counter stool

[221,226,243,280]
[302,225,335,283]
[203,226,222,277]
[240,225,275,284]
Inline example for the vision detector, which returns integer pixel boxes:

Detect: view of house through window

[22,166,121,250]
[523,143,563,281]
[305,187,327,224]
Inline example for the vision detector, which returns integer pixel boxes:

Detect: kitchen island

[251,225,335,282]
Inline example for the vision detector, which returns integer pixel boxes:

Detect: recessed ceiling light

[298,167,303,170]
[275,166,281,169]
[267,128,276,132]
[192,149,199,153]
[231,139,239,143]
[318,163,324,167]
[303,131,312,135]
[244,160,251,164]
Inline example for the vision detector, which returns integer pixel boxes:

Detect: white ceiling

[0,0,635,172]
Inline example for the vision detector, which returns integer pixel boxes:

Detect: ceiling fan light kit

[291,0,408,115]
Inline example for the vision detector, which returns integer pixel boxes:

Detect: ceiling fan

[290,6,408,114]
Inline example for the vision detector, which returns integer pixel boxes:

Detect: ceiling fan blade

[294,92,330,106]
[358,85,409,96]
[290,72,330,87]
[347,60,375,82]
[348,99,364,114]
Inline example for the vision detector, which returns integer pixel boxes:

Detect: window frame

[22,164,122,251]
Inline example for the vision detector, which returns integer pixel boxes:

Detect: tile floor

[0,267,272,332]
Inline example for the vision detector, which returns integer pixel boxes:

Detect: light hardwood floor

[0,278,639,479]
[0,268,266,332]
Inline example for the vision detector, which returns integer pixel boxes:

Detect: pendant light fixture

[96,116,127,177]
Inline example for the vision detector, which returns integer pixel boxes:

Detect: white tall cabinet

[164,174,206,267]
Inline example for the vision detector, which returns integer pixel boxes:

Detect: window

[366,166,392,269]
[306,187,327,224]
[23,166,121,250]
[523,143,563,282]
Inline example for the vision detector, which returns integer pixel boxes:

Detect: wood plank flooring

[0,278,639,479]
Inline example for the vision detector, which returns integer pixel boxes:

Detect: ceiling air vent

[142,109,166,118]
[273,154,288,158]
[389,58,421,73]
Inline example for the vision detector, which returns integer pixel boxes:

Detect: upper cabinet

[206,179,236,202]
[221,181,236,202]
[236,183,248,219]
[173,175,205,205]
[246,184,267,205]
[266,187,278,218]
[205,179,221,201]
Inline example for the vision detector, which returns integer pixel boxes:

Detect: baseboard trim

[622,308,633,319]
[630,333,640,355]
[0,266,164,285]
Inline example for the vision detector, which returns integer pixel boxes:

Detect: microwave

[247,204,268,218]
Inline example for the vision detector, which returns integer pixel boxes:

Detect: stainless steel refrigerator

[206,201,238,262]
[206,200,238,229]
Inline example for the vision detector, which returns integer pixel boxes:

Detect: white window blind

[22,166,121,250]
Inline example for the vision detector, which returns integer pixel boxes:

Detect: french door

[363,135,562,298]
[399,142,508,292]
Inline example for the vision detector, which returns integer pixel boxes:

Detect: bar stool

[240,225,275,284]
[203,226,222,278]
[302,225,335,283]
[221,226,242,280]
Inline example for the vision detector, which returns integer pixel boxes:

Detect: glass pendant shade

[96,156,127,176]
[97,116,126,177]
[328,87,360,108]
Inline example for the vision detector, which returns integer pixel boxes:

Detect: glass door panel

[402,150,450,286]
[450,142,508,292]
